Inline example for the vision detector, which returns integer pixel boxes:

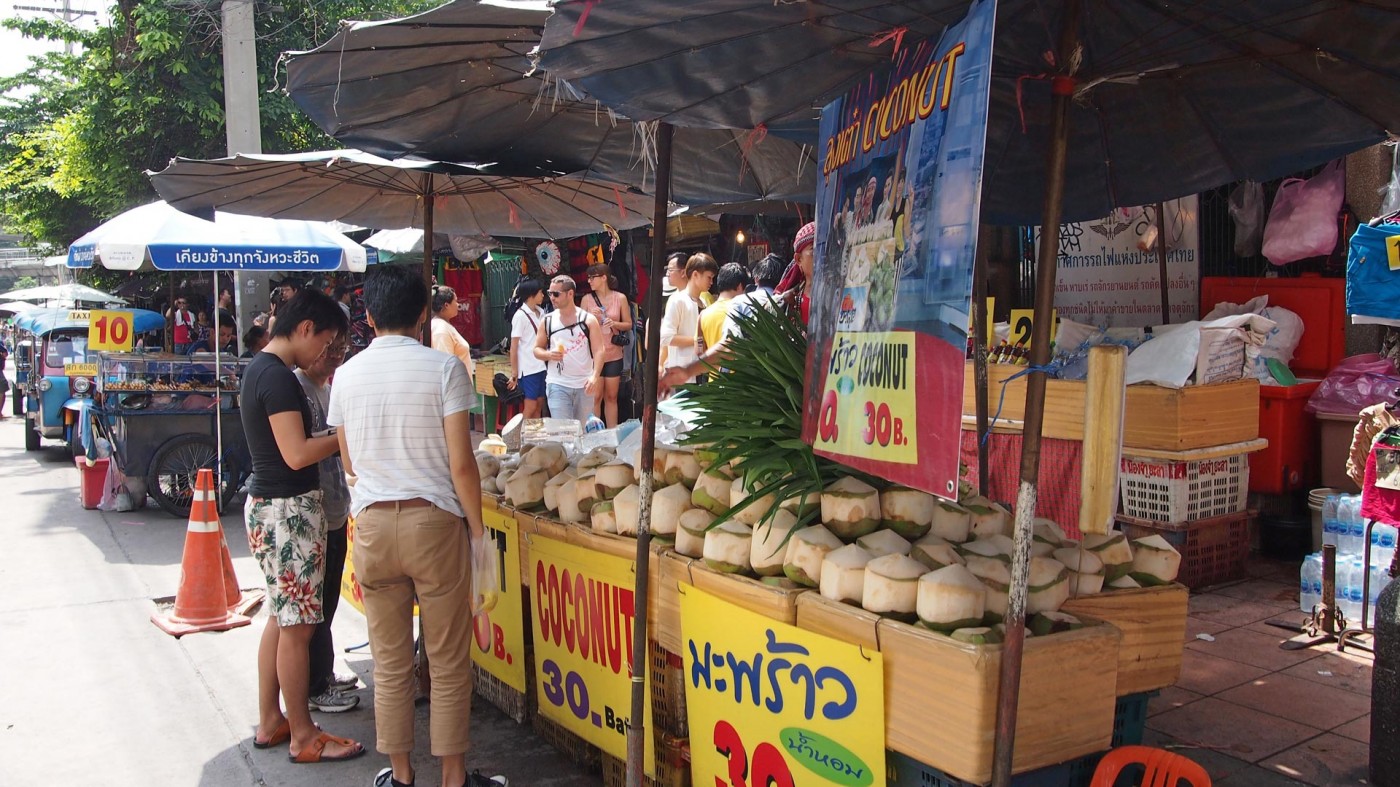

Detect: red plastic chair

[1091,745,1212,787]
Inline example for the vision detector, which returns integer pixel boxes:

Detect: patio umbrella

[0,301,39,314]
[280,0,817,208]
[0,282,128,305]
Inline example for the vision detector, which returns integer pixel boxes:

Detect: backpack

[545,311,593,358]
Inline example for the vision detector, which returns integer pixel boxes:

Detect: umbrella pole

[168,276,176,353]
[212,276,224,507]
[627,120,673,787]
[1156,202,1171,324]
[990,2,1080,785]
[422,176,435,347]
[973,226,992,495]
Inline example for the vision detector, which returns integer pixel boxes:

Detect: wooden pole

[422,174,435,347]
[990,1,1080,784]
[1155,202,1171,324]
[627,121,673,787]
[1077,345,1127,537]
[973,225,993,495]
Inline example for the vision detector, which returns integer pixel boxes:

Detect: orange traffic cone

[151,469,252,637]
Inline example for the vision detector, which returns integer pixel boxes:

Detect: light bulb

[736,230,746,244]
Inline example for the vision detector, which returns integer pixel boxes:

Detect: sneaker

[375,767,413,787]
[467,772,507,787]
[308,688,360,713]
[329,672,359,691]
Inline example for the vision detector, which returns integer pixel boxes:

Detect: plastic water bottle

[1368,565,1390,628]
[1342,558,1367,625]
[1300,553,1323,612]
[1347,502,1369,557]
[1373,524,1398,568]
[1322,495,1342,548]
[584,415,605,434]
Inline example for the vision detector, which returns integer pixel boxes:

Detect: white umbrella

[0,282,127,305]
[0,301,40,313]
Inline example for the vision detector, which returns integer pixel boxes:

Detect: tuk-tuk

[14,308,165,454]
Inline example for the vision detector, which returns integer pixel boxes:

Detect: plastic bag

[1380,145,1400,220]
[470,532,500,617]
[1305,354,1400,416]
[1262,160,1345,265]
[1251,305,1304,380]
[1228,181,1265,257]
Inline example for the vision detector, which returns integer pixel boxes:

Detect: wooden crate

[674,557,811,627]
[795,594,1120,785]
[962,362,1259,450]
[1062,584,1188,696]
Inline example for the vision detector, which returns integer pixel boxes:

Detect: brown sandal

[289,731,365,763]
[252,719,291,749]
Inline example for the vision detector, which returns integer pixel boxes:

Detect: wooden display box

[795,594,1120,785]
[667,555,810,629]
[1061,584,1188,696]
[962,361,1259,450]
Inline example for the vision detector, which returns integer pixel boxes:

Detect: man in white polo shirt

[327,264,488,787]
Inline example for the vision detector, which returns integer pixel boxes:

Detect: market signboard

[1039,197,1201,328]
[473,505,527,692]
[681,586,886,786]
[802,0,996,499]
[528,536,654,770]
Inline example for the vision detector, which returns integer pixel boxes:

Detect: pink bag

[1262,160,1345,265]
[1306,353,1400,416]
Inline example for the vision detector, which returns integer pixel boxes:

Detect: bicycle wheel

[146,434,236,518]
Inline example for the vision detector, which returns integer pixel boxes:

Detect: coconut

[676,509,715,558]
[693,444,720,470]
[591,500,617,534]
[856,529,912,557]
[476,452,502,480]
[595,461,634,501]
[504,466,548,509]
[1083,532,1135,581]
[651,447,673,483]
[575,448,615,472]
[557,479,587,524]
[949,627,1003,645]
[496,465,516,493]
[779,491,822,520]
[930,500,973,543]
[613,485,641,536]
[544,469,576,512]
[481,476,499,495]
[783,525,843,587]
[963,496,1013,538]
[1033,518,1070,547]
[692,469,733,516]
[911,537,965,571]
[967,559,1011,622]
[822,477,881,540]
[1028,611,1083,637]
[957,536,1013,576]
[651,483,692,536]
[522,442,569,477]
[750,509,801,576]
[730,477,779,526]
[1026,556,1071,614]
[880,486,935,540]
[819,544,874,605]
[761,576,802,590]
[861,554,924,619]
[1054,547,1106,595]
[1108,575,1142,589]
[1130,535,1182,585]
[916,564,987,631]
[663,451,703,488]
[703,520,753,574]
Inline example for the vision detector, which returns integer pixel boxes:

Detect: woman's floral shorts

[245,491,326,626]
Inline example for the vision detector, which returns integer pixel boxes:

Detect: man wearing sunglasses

[532,276,606,422]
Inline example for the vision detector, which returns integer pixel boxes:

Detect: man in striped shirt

[327,264,487,787]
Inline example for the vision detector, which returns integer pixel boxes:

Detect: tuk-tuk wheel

[67,431,82,459]
[10,391,19,416]
[147,434,237,518]
[23,420,39,451]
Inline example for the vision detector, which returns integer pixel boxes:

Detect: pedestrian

[241,289,362,763]
[0,334,9,420]
[775,221,817,324]
[699,263,749,353]
[186,312,237,355]
[660,253,718,386]
[533,275,605,422]
[243,325,270,358]
[662,254,786,389]
[167,297,195,354]
[327,264,502,787]
[430,285,477,384]
[506,279,548,419]
[334,285,353,322]
[219,287,235,313]
[194,310,212,346]
[579,264,633,427]
[295,334,362,714]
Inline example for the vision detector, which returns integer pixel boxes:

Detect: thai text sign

[473,504,527,691]
[528,536,652,768]
[803,0,995,500]
[682,586,886,786]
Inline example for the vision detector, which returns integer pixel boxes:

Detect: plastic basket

[1119,448,1250,523]
[1118,511,1253,589]
[650,640,689,739]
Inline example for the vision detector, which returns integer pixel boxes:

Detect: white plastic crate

[1119,446,1251,523]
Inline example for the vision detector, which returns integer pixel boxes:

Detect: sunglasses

[548,290,564,297]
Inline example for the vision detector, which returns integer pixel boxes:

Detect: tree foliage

[0,0,435,248]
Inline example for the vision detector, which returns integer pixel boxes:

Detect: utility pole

[14,1,97,55]
[220,0,268,348]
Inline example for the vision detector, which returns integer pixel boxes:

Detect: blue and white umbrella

[67,201,369,272]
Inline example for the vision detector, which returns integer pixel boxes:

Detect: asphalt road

[0,404,601,787]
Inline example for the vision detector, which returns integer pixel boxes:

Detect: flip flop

[289,731,366,764]
[252,719,291,749]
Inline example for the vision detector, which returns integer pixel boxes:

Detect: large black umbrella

[282,0,818,208]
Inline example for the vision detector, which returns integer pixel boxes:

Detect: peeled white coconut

[1054,547,1106,595]
[703,520,753,574]
[917,564,987,631]
[692,469,733,516]
[693,444,719,471]
[676,509,715,558]
[595,461,634,501]
[1108,575,1142,589]
[1026,556,1071,614]
[950,626,1004,645]
[751,509,801,576]
[651,447,673,483]
[651,483,693,536]
[1130,535,1182,586]
[931,500,973,543]
[963,495,1013,538]
[575,469,599,514]
[730,477,779,526]
[779,491,822,520]
[862,554,925,619]
[967,559,1011,622]
[557,479,586,524]
[575,448,614,472]
[496,465,516,493]
[783,525,843,587]
[476,452,502,481]
[911,537,965,571]
[957,536,1013,575]
[880,486,936,540]
[505,466,548,509]
[1083,532,1135,581]
[613,484,641,536]
[663,451,703,488]
[822,477,881,540]
[819,544,874,604]
[591,500,617,534]
[856,528,912,557]
[1033,518,1070,548]
[544,469,576,512]
[481,476,499,495]
[522,442,569,477]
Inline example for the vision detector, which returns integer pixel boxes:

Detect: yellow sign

[472,505,527,692]
[88,310,135,352]
[814,331,918,464]
[1008,308,1058,349]
[1387,234,1400,271]
[681,586,886,787]
[528,536,654,770]
[64,362,98,377]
